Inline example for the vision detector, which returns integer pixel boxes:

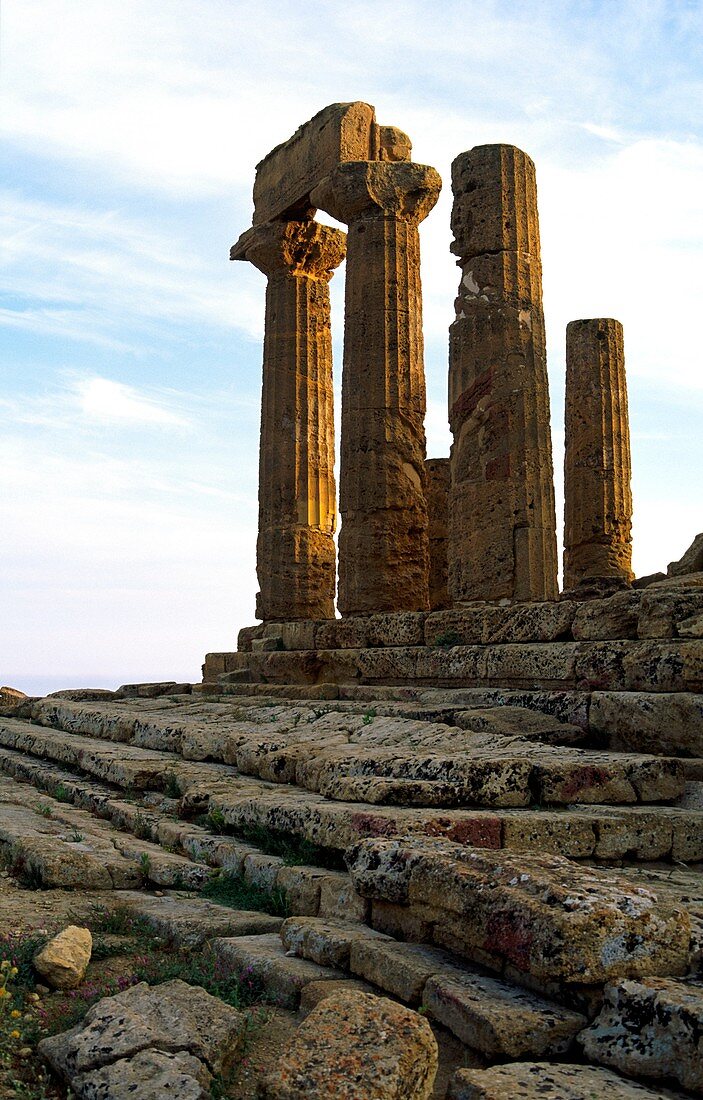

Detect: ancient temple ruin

[232,101,631,623]
[1,101,700,1100]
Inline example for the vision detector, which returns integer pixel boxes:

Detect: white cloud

[75,378,188,426]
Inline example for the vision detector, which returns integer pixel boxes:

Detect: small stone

[34,926,92,990]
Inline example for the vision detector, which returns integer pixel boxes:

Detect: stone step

[281,916,587,1059]
[0,745,366,919]
[11,703,687,810]
[347,837,692,989]
[232,586,703,653]
[448,1062,689,1099]
[2,719,702,867]
[113,890,283,947]
[0,775,209,890]
[207,638,703,694]
[212,932,347,1008]
[580,976,703,1094]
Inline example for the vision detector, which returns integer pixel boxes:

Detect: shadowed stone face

[448,144,558,603]
[232,219,346,622]
[312,161,441,617]
[564,318,633,593]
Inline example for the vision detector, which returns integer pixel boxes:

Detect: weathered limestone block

[315,612,426,650]
[668,531,703,577]
[311,161,441,616]
[423,969,586,1058]
[571,591,640,640]
[638,575,703,638]
[252,102,411,225]
[258,991,438,1099]
[213,933,346,1008]
[72,1049,210,1099]
[232,219,346,621]
[564,319,633,592]
[346,838,691,983]
[449,1062,673,1099]
[426,458,450,610]
[34,926,92,989]
[448,145,558,603]
[580,977,703,1093]
[39,980,245,1082]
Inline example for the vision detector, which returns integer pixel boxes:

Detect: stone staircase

[1,582,702,1095]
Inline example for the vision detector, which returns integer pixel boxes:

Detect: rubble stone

[34,926,92,989]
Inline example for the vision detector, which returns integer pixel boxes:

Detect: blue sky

[1,0,702,693]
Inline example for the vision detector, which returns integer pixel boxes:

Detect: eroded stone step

[10,704,687,810]
[3,723,702,867]
[207,638,703,694]
[281,916,587,1058]
[113,891,283,946]
[347,838,693,991]
[0,775,209,890]
[213,933,347,1008]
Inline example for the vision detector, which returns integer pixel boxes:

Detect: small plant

[205,807,227,834]
[52,783,71,803]
[361,708,377,725]
[202,871,288,918]
[163,772,181,799]
[68,830,84,843]
[132,811,152,840]
[138,852,152,883]
[36,804,52,818]
[433,630,461,647]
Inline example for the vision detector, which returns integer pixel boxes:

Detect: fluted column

[231,219,346,621]
[311,161,441,615]
[448,144,558,602]
[564,318,633,592]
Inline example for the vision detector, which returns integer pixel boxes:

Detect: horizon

[2,1,702,695]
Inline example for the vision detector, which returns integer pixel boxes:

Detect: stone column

[564,318,633,593]
[426,457,450,611]
[311,161,441,616]
[448,144,558,602]
[231,219,346,621]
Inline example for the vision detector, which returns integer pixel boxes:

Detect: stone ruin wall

[233,101,637,627]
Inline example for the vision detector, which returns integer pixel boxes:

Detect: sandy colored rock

[563,318,633,591]
[346,837,691,983]
[426,457,450,611]
[34,925,92,989]
[423,968,586,1058]
[448,144,558,603]
[579,976,703,1093]
[668,532,703,577]
[311,160,441,616]
[71,1048,210,1099]
[591,690,703,757]
[258,990,438,1099]
[232,219,345,622]
[251,102,411,225]
[449,1062,675,1099]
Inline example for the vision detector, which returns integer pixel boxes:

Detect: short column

[564,318,633,593]
[232,219,346,621]
[311,161,441,615]
[448,144,558,602]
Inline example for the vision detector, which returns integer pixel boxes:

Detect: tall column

[448,145,558,602]
[311,162,441,616]
[564,318,633,593]
[231,219,346,621]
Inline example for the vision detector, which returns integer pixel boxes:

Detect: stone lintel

[251,102,412,226]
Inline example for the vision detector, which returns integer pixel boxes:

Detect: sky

[1,0,702,694]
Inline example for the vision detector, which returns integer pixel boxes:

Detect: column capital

[311,161,441,227]
[230,219,346,281]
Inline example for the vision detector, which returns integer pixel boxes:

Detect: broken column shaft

[448,144,558,602]
[232,219,346,621]
[311,161,441,615]
[564,318,633,592]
